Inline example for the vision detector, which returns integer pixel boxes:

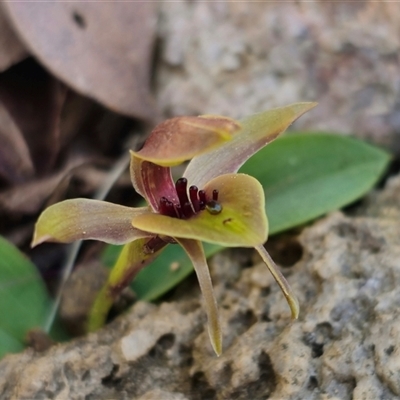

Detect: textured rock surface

[1,173,400,399]
[156,1,400,153]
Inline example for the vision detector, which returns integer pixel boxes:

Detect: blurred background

[1,1,399,244]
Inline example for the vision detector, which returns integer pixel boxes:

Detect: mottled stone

[155,1,400,154]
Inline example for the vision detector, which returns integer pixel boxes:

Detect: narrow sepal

[185,102,317,188]
[176,238,222,356]
[255,244,299,319]
[32,199,152,246]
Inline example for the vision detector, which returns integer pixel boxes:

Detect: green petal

[184,102,317,188]
[32,199,152,247]
[176,238,222,356]
[132,115,240,167]
[131,174,268,247]
[88,237,166,331]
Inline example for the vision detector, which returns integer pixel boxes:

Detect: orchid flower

[32,102,316,356]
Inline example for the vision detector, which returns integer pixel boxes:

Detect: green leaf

[245,133,391,234]
[103,133,390,301]
[0,330,24,356]
[0,236,51,358]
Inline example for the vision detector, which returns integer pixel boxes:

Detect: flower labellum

[158,177,222,219]
[32,102,316,356]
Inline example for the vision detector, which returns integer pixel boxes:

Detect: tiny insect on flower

[32,103,316,356]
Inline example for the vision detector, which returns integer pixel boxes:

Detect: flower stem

[87,238,166,332]
[254,244,299,319]
[87,285,114,332]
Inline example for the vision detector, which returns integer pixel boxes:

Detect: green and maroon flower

[32,102,316,355]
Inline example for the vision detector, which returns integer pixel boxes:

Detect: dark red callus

[158,178,220,219]
[198,190,206,209]
[212,189,219,201]
[182,202,194,218]
[175,178,190,207]
[189,186,200,212]
[159,197,178,218]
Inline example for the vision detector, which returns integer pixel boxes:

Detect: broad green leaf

[0,236,51,358]
[0,330,24,358]
[247,133,390,234]
[103,133,390,301]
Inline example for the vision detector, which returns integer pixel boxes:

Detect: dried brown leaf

[0,155,123,216]
[0,60,67,174]
[0,171,71,215]
[0,102,34,183]
[2,2,158,120]
[0,4,27,72]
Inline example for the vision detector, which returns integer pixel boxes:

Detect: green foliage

[253,133,390,233]
[103,133,390,300]
[0,236,50,358]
